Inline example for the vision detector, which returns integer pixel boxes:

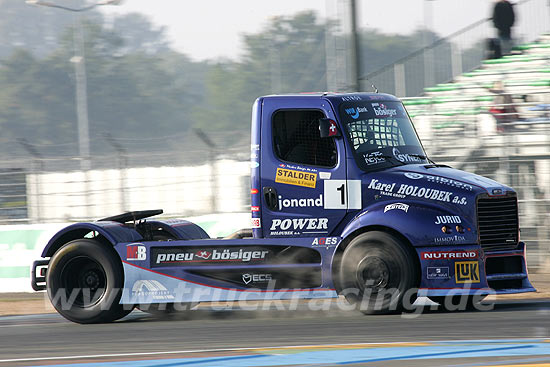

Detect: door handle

[263,187,279,211]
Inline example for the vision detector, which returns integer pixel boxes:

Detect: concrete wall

[26,159,250,222]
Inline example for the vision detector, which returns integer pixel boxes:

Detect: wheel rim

[356,256,391,293]
[60,256,107,308]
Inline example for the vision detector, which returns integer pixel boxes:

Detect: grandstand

[404,33,550,270]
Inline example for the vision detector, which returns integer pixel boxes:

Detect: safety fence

[0,128,251,224]
[362,0,550,97]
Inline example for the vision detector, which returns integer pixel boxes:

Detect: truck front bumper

[417,242,536,297]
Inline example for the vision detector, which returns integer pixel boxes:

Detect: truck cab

[251,92,533,297]
[33,92,535,323]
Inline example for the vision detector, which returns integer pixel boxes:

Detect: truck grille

[477,194,519,251]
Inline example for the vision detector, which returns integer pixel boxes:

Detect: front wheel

[339,231,419,314]
[47,239,131,323]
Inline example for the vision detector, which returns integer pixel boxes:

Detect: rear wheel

[47,239,131,323]
[339,231,419,314]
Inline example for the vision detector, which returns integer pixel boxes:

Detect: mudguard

[41,219,211,258]
[340,200,478,247]
[41,221,142,257]
[146,219,210,240]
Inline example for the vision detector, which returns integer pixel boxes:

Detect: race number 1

[324,180,362,209]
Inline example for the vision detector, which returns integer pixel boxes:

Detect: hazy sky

[100,0,497,61]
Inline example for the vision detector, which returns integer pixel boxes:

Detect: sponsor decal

[311,237,339,247]
[319,172,331,180]
[384,202,409,213]
[250,152,258,159]
[428,176,474,191]
[278,163,317,173]
[434,235,467,244]
[367,95,388,100]
[403,172,474,191]
[270,218,328,236]
[251,206,260,212]
[364,151,386,166]
[421,250,479,260]
[341,95,362,101]
[393,147,421,163]
[395,184,453,203]
[427,267,450,280]
[455,261,480,283]
[251,188,259,194]
[242,273,272,285]
[344,106,368,119]
[275,168,317,188]
[251,144,259,151]
[367,178,468,205]
[131,280,174,300]
[154,248,270,265]
[404,172,423,180]
[279,194,323,209]
[126,244,146,261]
[434,215,461,224]
[251,161,259,168]
[195,250,212,260]
[368,179,397,193]
[251,218,261,228]
[372,102,397,117]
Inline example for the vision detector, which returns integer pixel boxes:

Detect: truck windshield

[338,100,428,171]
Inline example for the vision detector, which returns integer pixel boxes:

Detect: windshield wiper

[406,153,437,165]
[406,153,427,160]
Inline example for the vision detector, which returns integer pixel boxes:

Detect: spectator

[492,0,515,55]
[488,81,519,132]
[486,38,502,59]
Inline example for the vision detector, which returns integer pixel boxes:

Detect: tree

[110,13,170,55]
[194,11,331,134]
[0,0,102,60]
[0,16,211,161]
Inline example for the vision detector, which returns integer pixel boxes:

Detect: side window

[272,110,337,167]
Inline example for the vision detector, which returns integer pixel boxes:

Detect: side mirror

[319,118,341,138]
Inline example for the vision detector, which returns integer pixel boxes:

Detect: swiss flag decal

[328,120,338,137]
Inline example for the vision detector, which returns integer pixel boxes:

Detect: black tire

[46,239,131,324]
[428,295,487,311]
[339,231,419,314]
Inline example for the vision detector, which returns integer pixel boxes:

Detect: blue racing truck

[32,93,535,323]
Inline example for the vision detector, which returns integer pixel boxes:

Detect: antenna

[363,77,379,93]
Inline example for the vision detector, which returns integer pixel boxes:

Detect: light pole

[103,133,127,212]
[349,0,361,91]
[17,138,44,222]
[26,0,121,171]
[194,128,217,213]
[423,0,436,89]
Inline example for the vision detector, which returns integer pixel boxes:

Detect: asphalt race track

[1,299,550,366]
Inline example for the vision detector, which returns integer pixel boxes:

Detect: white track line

[0,338,547,364]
